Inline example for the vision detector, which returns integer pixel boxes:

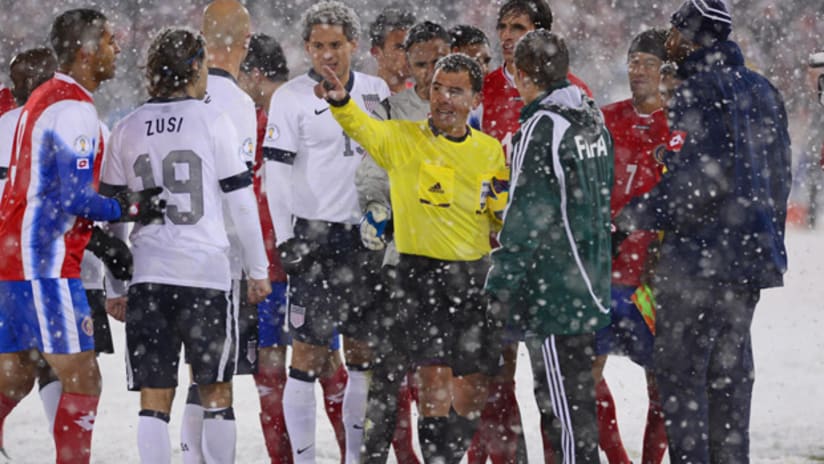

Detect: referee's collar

[428,118,471,143]
[209,67,237,84]
[308,69,355,93]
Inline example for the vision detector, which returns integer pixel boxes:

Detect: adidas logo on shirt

[428,182,444,194]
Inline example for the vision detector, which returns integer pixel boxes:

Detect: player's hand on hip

[360,202,390,251]
[247,278,272,305]
[313,65,347,102]
[115,186,167,224]
[105,296,127,322]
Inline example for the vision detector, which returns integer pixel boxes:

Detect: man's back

[490,85,613,336]
[102,98,246,291]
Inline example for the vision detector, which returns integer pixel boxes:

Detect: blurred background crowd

[0,0,821,221]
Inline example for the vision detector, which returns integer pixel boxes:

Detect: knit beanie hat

[671,0,732,46]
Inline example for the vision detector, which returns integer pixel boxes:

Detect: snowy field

[4,227,824,463]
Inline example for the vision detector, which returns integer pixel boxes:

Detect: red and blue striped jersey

[0,73,120,280]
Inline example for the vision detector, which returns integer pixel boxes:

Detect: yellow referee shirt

[331,97,507,262]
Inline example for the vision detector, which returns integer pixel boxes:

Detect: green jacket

[485,83,613,336]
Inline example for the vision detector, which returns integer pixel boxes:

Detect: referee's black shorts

[397,254,501,377]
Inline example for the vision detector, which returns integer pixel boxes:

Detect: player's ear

[370,45,381,59]
[471,90,481,110]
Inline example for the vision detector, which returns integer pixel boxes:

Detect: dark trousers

[653,278,759,464]
[362,267,413,464]
[538,333,599,464]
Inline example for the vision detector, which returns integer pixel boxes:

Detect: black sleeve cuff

[219,170,253,193]
[326,94,351,107]
[99,182,127,197]
[263,147,297,165]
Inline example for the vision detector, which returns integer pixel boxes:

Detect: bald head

[202,0,250,52]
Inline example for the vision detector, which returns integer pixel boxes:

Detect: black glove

[114,187,166,224]
[278,238,316,275]
[86,226,133,280]
[611,224,630,258]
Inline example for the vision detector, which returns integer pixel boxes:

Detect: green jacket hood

[522,84,604,138]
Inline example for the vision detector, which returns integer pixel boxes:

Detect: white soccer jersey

[0,107,21,194]
[205,69,258,279]
[263,70,390,244]
[101,97,267,292]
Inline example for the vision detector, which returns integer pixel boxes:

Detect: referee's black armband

[219,170,253,193]
[99,182,127,197]
[326,94,351,107]
[263,147,297,165]
[0,167,7,180]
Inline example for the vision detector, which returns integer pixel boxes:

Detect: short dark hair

[49,8,107,68]
[449,25,489,49]
[369,6,416,48]
[302,1,360,42]
[9,48,57,104]
[514,30,568,89]
[241,34,289,83]
[434,53,483,93]
[497,0,553,31]
[146,28,206,98]
[403,21,451,52]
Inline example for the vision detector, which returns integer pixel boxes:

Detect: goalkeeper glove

[114,187,166,224]
[360,202,390,251]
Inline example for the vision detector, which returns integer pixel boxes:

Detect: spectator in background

[450,24,491,132]
[616,1,792,462]
[369,5,416,94]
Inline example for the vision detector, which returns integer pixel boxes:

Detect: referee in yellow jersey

[315,54,507,463]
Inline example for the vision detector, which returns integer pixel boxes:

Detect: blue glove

[360,203,390,250]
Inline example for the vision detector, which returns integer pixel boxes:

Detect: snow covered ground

[5,227,824,463]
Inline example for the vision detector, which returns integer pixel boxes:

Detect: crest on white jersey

[241,137,254,158]
[265,124,280,142]
[74,135,92,156]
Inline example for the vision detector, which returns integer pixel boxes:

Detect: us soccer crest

[362,94,381,115]
[290,304,306,328]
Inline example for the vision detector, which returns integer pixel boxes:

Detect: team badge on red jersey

[667,130,687,152]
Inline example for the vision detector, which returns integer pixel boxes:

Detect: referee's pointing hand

[313,65,347,102]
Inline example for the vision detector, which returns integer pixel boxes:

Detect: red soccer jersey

[482,66,593,162]
[602,99,669,287]
[0,86,16,117]
[254,107,287,283]
[0,74,117,280]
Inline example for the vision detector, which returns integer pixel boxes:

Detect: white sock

[38,380,62,434]
[138,412,171,464]
[283,374,317,463]
[343,369,369,464]
[202,408,236,464]
[181,386,205,464]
